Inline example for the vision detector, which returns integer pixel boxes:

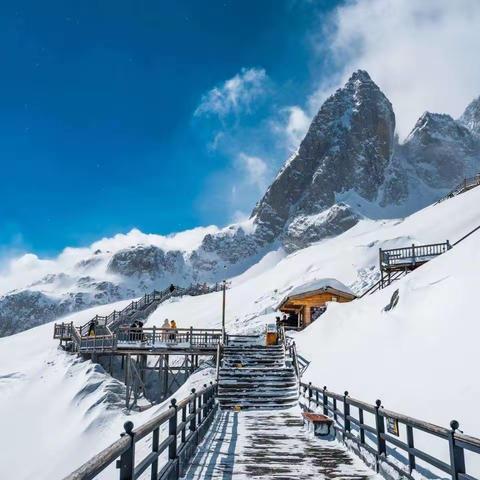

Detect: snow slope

[1,186,479,478]
[0,301,214,480]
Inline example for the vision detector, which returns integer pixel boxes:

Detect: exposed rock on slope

[283,203,361,253]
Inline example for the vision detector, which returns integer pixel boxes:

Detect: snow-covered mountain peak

[406,111,471,144]
[459,96,480,137]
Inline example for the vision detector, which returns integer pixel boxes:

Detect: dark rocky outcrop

[252,70,395,243]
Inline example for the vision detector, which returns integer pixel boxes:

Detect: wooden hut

[278,278,356,330]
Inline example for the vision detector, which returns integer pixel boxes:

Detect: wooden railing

[116,327,223,348]
[436,174,480,204]
[78,287,174,337]
[54,282,227,351]
[380,241,451,270]
[64,383,218,480]
[282,329,309,377]
[300,382,480,480]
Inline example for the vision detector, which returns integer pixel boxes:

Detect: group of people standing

[129,320,145,341]
[85,316,179,343]
[162,318,178,341]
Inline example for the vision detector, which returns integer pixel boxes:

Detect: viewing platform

[379,241,451,288]
[54,323,222,354]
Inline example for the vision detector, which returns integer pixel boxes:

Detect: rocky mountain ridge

[2,70,480,336]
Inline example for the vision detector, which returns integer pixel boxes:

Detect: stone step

[224,353,284,356]
[218,388,298,397]
[224,350,284,355]
[223,360,285,366]
[219,377,296,386]
[220,367,295,374]
[218,397,298,408]
[219,368,294,375]
[223,345,284,352]
[219,378,297,386]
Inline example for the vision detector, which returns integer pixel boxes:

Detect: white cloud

[194,67,268,118]
[237,153,269,192]
[271,106,311,151]
[0,226,222,296]
[311,0,480,139]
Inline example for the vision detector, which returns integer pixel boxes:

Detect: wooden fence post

[359,408,365,445]
[406,425,415,473]
[323,386,328,416]
[118,421,135,480]
[449,420,466,480]
[343,391,351,436]
[168,399,178,479]
[374,399,387,468]
[202,384,208,421]
[181,404,187,444]
[190,389,197,433]
[151,426,159,480]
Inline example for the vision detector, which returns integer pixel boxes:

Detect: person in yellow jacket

[169,319,177,342]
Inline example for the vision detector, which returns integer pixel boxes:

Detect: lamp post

[222,279,226,343]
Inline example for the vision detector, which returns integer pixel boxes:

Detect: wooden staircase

[218,336,298,410]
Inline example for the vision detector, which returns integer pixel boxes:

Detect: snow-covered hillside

[1,185,479,478]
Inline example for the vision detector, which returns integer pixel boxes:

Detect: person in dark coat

[87,319,96,336]
[137,320,145,342]
[129,321,138,341]
[169,284,175,293]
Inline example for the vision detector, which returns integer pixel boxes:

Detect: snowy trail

[184,407,379,479]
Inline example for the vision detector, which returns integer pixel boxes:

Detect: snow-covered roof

[287,278,355,298]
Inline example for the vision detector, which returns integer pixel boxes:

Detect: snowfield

[0,186,479,478]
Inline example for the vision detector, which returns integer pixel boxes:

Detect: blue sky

[2,0,480,258]
[0,0,340,256]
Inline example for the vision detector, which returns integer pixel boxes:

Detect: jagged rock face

[198,227,259,264]
[0,290,68,337]
[252,70,395,243]
[400,112,479,189]
[108,245,185,279]
[460,97,480,137]
[282,203,361,252]
[0,280,135,337]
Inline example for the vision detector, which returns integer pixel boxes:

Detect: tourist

[169,319,177,342]
[129,321,137,341]
[137,320,145,342]
[161,318,170,341]
[87,319,96,336]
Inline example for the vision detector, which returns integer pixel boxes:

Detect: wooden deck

[54,325,222,354]
[184,408,378,479]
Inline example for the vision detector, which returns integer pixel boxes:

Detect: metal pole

[222,280,226,343]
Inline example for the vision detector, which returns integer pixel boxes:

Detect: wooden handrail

[63,383,218,480]
[300,381,480,480]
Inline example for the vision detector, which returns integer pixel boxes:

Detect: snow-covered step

[219,368,295,376]
[219,381,298,389]
[218,340,298,410]
[218,389,299,399]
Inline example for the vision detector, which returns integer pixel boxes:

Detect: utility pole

[222,279,226,343]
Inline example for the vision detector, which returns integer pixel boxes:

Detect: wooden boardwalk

[184,407,379,479]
